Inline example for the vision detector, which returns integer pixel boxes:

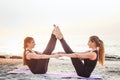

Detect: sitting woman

[22,27,59,74]
[54,26,105,78]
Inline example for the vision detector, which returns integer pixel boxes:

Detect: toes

[53,24,56,27]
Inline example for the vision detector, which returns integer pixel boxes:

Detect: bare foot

[55,26,63,40]
[52,24,57,35]
[53,24,56,27]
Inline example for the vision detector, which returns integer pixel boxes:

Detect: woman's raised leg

[34,34,57,74]
[59,38,89,77]
[55,26,89,77]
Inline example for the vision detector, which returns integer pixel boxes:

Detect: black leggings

[32,34,57,74]
[60,39,90,77]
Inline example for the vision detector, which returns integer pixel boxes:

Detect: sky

[0,0,120,37]
[0,0,120,55]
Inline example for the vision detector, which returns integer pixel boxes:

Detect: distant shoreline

[0,54,120,61]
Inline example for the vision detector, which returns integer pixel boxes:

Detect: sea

[0,35,120,57]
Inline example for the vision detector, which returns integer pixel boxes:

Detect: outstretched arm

[26,52,59,60]
[58,52,97,60]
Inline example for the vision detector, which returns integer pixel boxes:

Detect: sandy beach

[0,57,120,80]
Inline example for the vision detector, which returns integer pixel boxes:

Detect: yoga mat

[8,69,102,79]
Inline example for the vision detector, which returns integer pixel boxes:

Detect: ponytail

[98,40,105,66]
[90,36,105,66]
[23,47,27,65]
[23,37,34,66]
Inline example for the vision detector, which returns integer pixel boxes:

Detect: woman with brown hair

[23,27,59,74]
[54,26,105,78]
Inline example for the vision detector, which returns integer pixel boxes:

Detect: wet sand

[0,58,120,80]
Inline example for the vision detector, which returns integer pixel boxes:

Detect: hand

[54,54,60,58]
[58,54,64,57]
[52,25,63,40]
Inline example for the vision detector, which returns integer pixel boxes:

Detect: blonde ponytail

[98,40,105,66]
[90,36,105,66]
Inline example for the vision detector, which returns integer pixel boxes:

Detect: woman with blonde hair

[54,26,105,77]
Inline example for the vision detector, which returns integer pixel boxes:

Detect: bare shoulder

[89,52,97,60]
[26,51,37,60]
